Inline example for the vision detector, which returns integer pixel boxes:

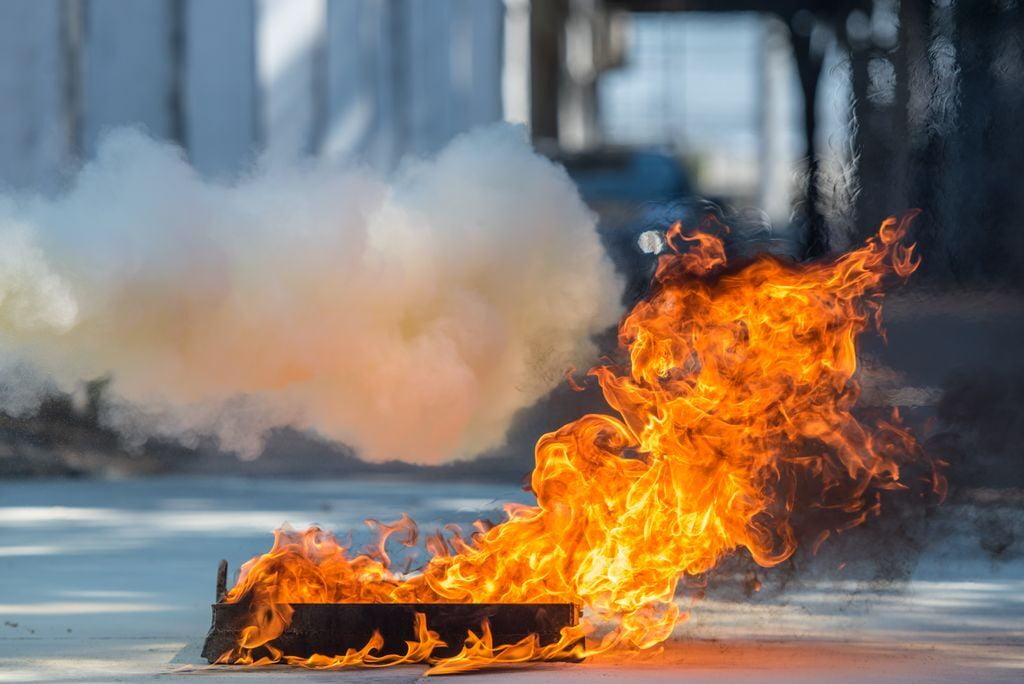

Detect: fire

[218,612,445,668]
[216,213,941,674]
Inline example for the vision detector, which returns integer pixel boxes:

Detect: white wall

[0,0,508,190]
[82,0,179,156]
[323,0,504,170]
[257,0,325,162]
[185,0,259,177]
[0,1,67,192]
[452,0,505,136]
[323,0,400,169]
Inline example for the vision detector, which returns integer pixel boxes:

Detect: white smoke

[0,124,622,464]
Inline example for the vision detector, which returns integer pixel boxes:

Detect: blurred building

[0,0,506,189]
[598,12,833,222]
[0,1,819,210]
[2,1,1021,284]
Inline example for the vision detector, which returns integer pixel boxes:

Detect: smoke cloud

[0,124,622,464]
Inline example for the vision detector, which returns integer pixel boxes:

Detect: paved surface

[1,477,1022,683]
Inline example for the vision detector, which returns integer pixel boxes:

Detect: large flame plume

[218,214,942,674]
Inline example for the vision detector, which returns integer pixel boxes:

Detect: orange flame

[219,214,941,673]
[216,611,445,668]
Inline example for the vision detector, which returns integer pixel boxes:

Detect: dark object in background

[929,368,1024,491]
[839,0,1024,287]
[550,148,804,307]
[547,147,693,305]
[201,562,582,663]
[554,148,693,203]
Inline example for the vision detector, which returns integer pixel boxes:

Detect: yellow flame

[219,214,942,673]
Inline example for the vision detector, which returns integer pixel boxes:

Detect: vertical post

[308,2,328,156]
[184,0,259,176]
[168,0,187,152]
[60,0,84,170]
[755,16,771,215]
[850,37,873,241]
[389,0,408,166]
[529,0,566,143]
[953,0,1003,281]
[560,0,602,150]
[790,18,827,257]
[902,0,938,269]
[216,559,228,603]
[503,0,532,125]
[255,0,327,161]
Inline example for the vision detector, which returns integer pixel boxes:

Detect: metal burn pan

[200,560,584,663]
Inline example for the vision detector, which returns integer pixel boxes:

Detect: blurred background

[5,0,1024,272]
[0,4,1022,680]
[0,0,1021,480]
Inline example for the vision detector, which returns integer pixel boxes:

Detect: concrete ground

[1,476,1022,683]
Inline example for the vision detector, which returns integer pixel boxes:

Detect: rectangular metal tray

[201,563,582,662]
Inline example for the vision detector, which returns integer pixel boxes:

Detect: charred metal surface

[201,592,582,663]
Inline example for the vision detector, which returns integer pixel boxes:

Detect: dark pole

[529,0,567,143]
[848,30,879,243]
[791,22,827,258]
[59,0,84,172]
[168,0,187,154]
